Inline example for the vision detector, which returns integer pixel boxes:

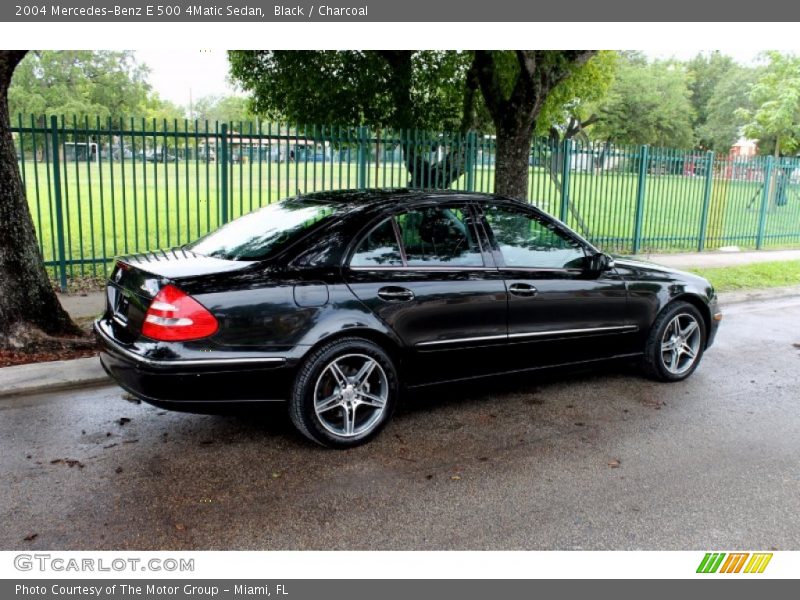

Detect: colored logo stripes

[697,552,773,574]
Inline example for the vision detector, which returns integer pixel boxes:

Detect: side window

[484,205,586,269]
[350,218,403,267]
[395,206,483,267]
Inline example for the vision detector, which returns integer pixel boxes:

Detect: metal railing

[11,115,800,289]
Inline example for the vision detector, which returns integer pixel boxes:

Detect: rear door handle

[508,283,538,297]
[377,287,415,302]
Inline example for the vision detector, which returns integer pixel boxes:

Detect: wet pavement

[2,296,799,550]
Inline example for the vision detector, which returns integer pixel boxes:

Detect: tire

[643,301,707,382]
[289,337,398,448]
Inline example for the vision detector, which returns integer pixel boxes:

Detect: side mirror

[587,253,615,272]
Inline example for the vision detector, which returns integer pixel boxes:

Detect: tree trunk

[0,50,81,347]
[473,51,597,202]
[494,123,534,200]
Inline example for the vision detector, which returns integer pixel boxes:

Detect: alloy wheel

[312,353,390,438]
[660,313,702,375]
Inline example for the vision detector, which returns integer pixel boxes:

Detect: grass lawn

[18,159,800,280]
[687,260,800,292]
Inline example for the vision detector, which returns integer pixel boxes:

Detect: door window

[395,206,483,267]
[350,218,403,267]
[484,205,586,269]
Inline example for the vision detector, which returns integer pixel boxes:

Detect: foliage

[191,94,251,125]
[737,52,800,156]
[534,51,617,137]
[228,51,471,132]
[686,52,737,148]
[8,51,154,120]
[591,56,695,148]
[698,66,760,152]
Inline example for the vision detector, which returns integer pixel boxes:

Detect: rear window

[187,199,339,260]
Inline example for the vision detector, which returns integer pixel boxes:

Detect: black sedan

[95,189,721,448]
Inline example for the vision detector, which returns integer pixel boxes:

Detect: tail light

[142,284,218,341]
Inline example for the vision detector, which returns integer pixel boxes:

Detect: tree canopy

[737,51,800,157]
[591,53,695,148]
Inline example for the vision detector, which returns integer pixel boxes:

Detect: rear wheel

[289,337,398,448]
[643,301,706,382]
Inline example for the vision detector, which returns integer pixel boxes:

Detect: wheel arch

[667,293,712,346]
[303,327,407,375]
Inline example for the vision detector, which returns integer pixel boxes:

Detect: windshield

[188,198,339,260]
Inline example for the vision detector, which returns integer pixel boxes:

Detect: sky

[134,49,767,108]
[134,49,241,107]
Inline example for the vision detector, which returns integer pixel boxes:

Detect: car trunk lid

[105,249,254,340]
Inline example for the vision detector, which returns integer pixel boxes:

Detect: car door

[477,201,634,369]
[343,201,508,385]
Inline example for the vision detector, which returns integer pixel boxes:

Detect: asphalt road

[2,296,799,550]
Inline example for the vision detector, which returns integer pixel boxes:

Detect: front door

[478,201,633,370]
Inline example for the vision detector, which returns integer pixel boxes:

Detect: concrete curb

[717,285,800,306]
[1,285,799,400]
[0,356,109,400]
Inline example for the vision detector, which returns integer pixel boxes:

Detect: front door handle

[377,286,415,302]
[508,283,538,297]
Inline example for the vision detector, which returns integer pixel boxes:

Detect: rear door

[477,201,633,369]
[343,201,508,385]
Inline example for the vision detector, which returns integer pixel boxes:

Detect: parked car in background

[95,190,721,448]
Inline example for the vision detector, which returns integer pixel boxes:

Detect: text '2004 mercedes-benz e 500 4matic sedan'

[95,189,722,448]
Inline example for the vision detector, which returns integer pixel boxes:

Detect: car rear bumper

[94,319,293,408]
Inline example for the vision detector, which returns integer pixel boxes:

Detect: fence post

[697,150,715,252]
[632,145,649,255]
[756,156,774,249]
[50,116,68,292]
[220,123,229,224]
[357,126,368,190]
[465,131,477,192]
[559,138,572,223]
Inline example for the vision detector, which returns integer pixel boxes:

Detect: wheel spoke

[343,404,356,435]
[329,361,349,386]
[680,320,698,338]
[353,359,377,387]
[681,343,696,359]
[669,349,679,372]
[357,391,385,408]
[316,394,342,413]
[661,340,673,352]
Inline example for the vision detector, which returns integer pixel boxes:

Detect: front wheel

[289,337,398,448]
[643,301,706,382]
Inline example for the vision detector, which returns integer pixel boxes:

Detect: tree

[0,51,82,349]
[698,66,759,153]
[191,95,251,125]
[228,50,597,199]
[737,52,800,158]
[592,56,695,148]
[473,51,597,199]
[8,51,152,120]
[229,51,475,188]
[686,52,737,149]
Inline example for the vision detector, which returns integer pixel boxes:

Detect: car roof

[295,188,511,210]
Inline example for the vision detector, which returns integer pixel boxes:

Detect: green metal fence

[11,115,800,289]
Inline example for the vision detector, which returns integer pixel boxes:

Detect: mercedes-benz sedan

[95,189,721,448]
